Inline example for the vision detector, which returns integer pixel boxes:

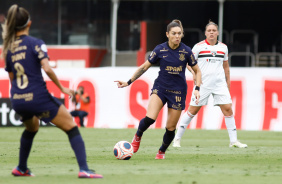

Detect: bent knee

[166,126,177,131]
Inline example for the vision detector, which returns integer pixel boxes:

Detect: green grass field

[0,127,282,184]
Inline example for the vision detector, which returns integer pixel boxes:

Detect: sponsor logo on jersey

[165,66,183,73]
[179,49,188,54]
[166,90,181,94]
[13,93,34,101]
[160,48,169,52]
[149,51,156,60]
[190,54,196,64]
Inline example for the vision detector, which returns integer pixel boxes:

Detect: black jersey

[148,42,197,91]
[5,35,49,101]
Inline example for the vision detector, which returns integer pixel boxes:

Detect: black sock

[136,116,155,137]
[159,128,176,152]
[18,130,37,171]
[67,126,88,171]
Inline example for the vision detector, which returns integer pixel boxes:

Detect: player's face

[166,27,183,46]
[205,25,219,41]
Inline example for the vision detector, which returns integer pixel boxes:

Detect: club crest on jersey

[211,51,217,57]
[179,53,185,61]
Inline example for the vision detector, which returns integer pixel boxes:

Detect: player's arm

[223,60,230,91]
[191,64,201,104]
[41,58,74,96]
[115,60,152,88]
[186,65,196,84]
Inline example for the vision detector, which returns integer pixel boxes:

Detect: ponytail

[1,4,30,64]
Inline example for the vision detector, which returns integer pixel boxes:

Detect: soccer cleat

[131,134,142,153]
[78,169,103,179]
[155,150,165,160]
[229,141,248,148]
[12,167,35,177]
[172,138,181,147]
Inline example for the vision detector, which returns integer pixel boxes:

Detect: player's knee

[166,127,176,132]
[188,106,201,115]
[144,116,155,126]
[222,108,233,116]
[66,126,81,139]
[166,126,176,131]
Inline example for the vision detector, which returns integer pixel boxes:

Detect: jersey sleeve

[148,45,161,64]
[224,46,229,61]
[34,39,49,62]
[191,44,200,60]
[187,52,197,67]
[185,46,197,67]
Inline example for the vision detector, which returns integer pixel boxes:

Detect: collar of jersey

[166,41,181,50]
[16,34,28,39]
[205,39,218,46]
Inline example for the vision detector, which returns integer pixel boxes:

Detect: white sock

[224,115,237,143]
[175,111,195,140]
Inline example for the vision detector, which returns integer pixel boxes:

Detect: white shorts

[190,86,232,106]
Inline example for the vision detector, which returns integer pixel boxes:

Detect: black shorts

[150,85,186,110]
[11,94,62,123]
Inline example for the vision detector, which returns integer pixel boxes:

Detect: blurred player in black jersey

[115,19,202,159]
[2,4,102,178]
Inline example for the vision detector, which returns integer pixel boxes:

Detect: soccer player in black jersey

[2,4,102,178]
[115,19,202,159]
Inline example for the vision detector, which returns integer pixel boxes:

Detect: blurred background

[0,0,281,68]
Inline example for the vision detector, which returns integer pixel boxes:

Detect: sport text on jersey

[165,66,183,74]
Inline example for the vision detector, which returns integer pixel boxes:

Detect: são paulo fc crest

[211,51,217,57]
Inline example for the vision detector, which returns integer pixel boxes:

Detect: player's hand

[62,87,75,97]
[114,80,129,88]
[193,90,200,105]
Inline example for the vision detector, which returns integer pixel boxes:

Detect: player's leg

[156,108,182,159]
[213,86,247,148]
[220,104,247,148]
[174,86,210,147]
[12,116,39,177]
[132,94,164,153]
[51,105,103,178]
[173,105,201,147]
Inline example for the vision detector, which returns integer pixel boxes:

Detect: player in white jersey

[173,20,247,148]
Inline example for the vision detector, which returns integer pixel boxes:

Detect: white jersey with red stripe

[192,39,228,89]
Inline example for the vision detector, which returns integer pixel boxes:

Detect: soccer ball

[113,141,134,160]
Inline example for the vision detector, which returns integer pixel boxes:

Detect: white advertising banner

[1,67,282,131]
